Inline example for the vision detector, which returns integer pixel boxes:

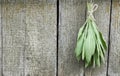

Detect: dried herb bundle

[75,3,107,68]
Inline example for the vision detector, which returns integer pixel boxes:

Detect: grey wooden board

[108,0,120,76]
[25,1,57,76]
[2,3,25,76]
[58,0,86,76]
[25,0,56,4]
[0,0,120,76]
[2,0,25,4]
[84,0,111,76]
[0,3,1,76]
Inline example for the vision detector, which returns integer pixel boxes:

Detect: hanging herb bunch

[75,2,107,68]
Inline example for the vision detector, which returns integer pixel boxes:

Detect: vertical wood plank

[0,3,1,76]
[58,0,86,76]
[108,0,120,76]
[25,0,57,76]
[85,0,111,76]
[2,1,25,76]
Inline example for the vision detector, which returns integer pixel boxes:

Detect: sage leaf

[84,22,95,63]
[99,32,107,50]
[75,34,84,57]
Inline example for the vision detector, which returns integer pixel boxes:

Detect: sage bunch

[75,3,107,68]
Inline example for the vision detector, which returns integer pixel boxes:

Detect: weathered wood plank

[25,1,57,76]
[25,0,56,4]
[2,2,25,76]
[84,0,111,76]
[2,0,25,4]
[0,3,1,76]
[58,0,86,76]
[108,0,120,76]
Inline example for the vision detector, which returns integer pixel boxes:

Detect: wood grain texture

[2,2,25,76]
[0,3,1,76]
[108,0,120,76]
[58,0,86,76]
[25,1,57,76]
[84,0,111,76]
[0,0,120,76]
[2,0,25,4]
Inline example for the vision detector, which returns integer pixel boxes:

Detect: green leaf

[91,20,99,35]
[85,61,89,68]
[99,32,107,50]
[84,21,96,63]
[82,47,85,60]
[99,49,105,63]
[91,20,107,51]
[93,55,96,68]
[82,23,89,60]
[76,54,81,61]
[75,34,84,61]
[77,20,89,40]
[77,26,84,40]
[96,56,100,67]
[100,45,106,55]
[94,50,100,67]
[97,44,100,57]
[85,57,93,68]
[94,53,97,66]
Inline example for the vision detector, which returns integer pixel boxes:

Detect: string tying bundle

[88,3,98,21]
[75,2,107,68]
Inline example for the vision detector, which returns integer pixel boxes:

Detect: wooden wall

[0,0,119,76]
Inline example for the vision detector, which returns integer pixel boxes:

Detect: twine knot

[88,4,98,21]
